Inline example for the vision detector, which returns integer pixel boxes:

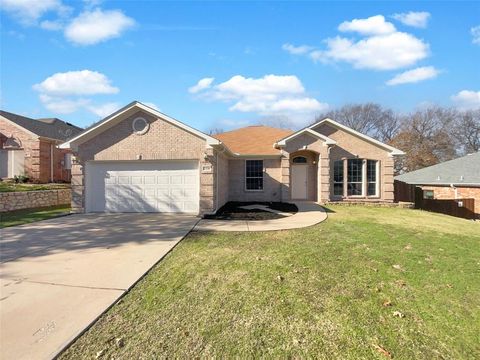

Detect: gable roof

[60,101,221,149]
[0,110,83,142]
[309,118,405,156]
[275,128,336,147]
[395,152,480,186]
[214,125,293,156]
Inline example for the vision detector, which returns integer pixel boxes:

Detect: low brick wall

[0,189,71,212]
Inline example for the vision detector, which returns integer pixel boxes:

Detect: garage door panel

[86,161,199,213]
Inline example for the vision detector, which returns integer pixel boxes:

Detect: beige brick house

[60,101,404,215]
[0,111,82,182]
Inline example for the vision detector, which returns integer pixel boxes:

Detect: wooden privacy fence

[394,180,476,219]
[394,180,415,202]
[414,187,476,220]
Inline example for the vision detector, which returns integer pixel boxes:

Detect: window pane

[246,177,263,190]
[334,183,343,196]
[348,159,363,182]
[367,160,376,182]
[293,156,307,164]
[348,183,362,196]
[333,160,343,182]
[367,183,376,196]
[423,190,434,199]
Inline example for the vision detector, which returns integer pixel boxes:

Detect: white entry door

[85,161,199,213]
[291,165,307,200]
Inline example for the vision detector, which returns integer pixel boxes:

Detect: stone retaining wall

[326,201,414,208]
[0,189,71,212]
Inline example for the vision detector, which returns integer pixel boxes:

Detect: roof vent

[436,175,441,181]
[460,175,464,181]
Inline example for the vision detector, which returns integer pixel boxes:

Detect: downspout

[215,149,219,212]
[50,143,54,182]
[450,183,457,199]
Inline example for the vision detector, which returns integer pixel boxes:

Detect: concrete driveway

[0,213,198,360]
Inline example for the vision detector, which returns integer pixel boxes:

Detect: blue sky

[1,0,479,131]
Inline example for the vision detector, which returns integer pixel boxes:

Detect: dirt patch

[205,202,298,220]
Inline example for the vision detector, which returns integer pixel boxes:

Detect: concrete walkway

[194,202,327,232]
[0,214,198,360]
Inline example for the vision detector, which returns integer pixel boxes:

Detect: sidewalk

[194,202,327,232]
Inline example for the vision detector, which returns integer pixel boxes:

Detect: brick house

[0,110,83,182]
[60,101,404,215]
[395,152,480,216]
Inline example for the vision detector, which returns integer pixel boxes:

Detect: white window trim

[245,159,264,192]
[366,160,380,198]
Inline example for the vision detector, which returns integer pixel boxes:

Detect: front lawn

[0,205,71,228]
[0,182,69,192]
[60,206,480,359]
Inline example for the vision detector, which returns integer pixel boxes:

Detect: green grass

[0,205,71,228]
[60,206,480,359]
[0,182,69,192]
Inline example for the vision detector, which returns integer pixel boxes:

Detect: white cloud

[64,8,135,45]
[0,0,70,25]
[392,11,431,28]
[311,31,429,70]
[86,102,120,117]
[471,26,480,45]
[188,78,214,94]
[190,74,328,124]
[451,90,480,110]
[287,15,431,71]
[40,19,64,31]
[39,94,89,114]
[34,70,120,117]
[33,70,119,96]
[386,66,440,86]
[338,15,396,35]
[282,43,315,55]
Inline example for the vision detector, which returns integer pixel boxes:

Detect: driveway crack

[6,278,126,291]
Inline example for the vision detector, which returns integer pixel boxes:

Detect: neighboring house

[0,111,83,182]
[61,101,404,215]
[395,152,480,215]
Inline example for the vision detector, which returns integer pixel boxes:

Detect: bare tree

[452,110,480,154]
[316,103,403,142]
[207,128,225,135]
[390,106,458,171]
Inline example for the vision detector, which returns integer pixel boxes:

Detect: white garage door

[85,161,199,213]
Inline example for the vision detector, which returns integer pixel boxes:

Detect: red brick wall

[0,118,72,182]
[421,185,480,215]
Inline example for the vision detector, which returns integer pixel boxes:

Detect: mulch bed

[205,202,298,220]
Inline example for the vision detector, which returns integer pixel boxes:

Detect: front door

[291,165,307,199]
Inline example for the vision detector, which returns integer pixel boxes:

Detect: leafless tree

[316,103,403,142]
[207,128,225,135]
[390,106,458,171]
[452,110,480,154]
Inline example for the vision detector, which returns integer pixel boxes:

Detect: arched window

[292,156,307,164]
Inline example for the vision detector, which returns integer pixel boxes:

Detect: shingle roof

[395,152,480,186]
[0,110,83,141]
[214,125,293,155]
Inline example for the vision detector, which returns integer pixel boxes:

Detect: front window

[245,160,263,190]
[333,160,343,196]
[367,160,378,196]
[347,159,363,196]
